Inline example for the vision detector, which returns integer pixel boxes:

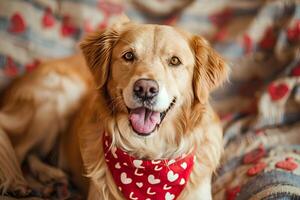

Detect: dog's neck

[106,114,204,160]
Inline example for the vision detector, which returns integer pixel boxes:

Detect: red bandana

[103,136,195,200]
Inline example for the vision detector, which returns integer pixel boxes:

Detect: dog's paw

[28,155,68,185]
[7,184,31,197]
[34,166,68,185]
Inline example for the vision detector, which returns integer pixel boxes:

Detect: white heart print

[136,182,143,188]
[115,162,121,169]
[154,165,162,171]
[129,192,138,200]
[120,172,132,184]
[179,178,185,185]
[134,168,143,176]
[167,170,179,182]
[147,187,156,195]
[180,162,187,169]
[133,160,144,168]
[152,160,161,164]
[165,192,175,200]
[148,174,161,184]
[163,184,172,190]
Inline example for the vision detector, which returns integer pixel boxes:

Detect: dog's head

[80,19,228,155]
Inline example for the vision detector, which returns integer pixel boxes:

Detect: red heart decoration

[291,64,300,76]
[42,8,55,28]
[214,27,228,42]
[25,59,40,73]
[243,34,252,54]
[287,20,300,42]
[268,82,289,101]
[9,13,26,33]
[259,27,276,50]
[276,157,298,171]
[243,144,266,164]
[247,162,267,176]
[4,57,19,77]
[61,16,76,37]
[226,186,241,200]
[287,27,298,41]
[209,8,233,27]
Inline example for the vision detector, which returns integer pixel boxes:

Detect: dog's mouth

[128,98,176,136]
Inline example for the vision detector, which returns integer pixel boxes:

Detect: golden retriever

[0,17,228,200]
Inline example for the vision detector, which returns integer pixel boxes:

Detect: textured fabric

[103,136,195,200]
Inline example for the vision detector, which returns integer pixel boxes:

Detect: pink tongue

[129,107,161,135]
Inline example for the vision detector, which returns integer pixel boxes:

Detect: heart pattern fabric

[104,136,195,200]
[268,82,290,101]
[9,13,26,33]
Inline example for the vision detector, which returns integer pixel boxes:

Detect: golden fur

[0,18,228,200]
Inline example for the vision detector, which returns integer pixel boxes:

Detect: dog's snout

[133,79,159,100]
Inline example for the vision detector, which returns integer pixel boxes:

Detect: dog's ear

[80,30,118,88]
[191,36,228,104]
[80,16,130,88]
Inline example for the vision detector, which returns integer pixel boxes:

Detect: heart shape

[165,192,175,200]
[167,170,179,182]
[259,28,276,50]
[275,157,298,171]
[133,160,144,168]
[42,8,55,28]
[136,182,143,188]
[163,184,172,190]
[146,187,156,195]
[268,83,289,101]
[247,162,267,176]
[9,13,26,33]
[180,162,187,169]
[115,162,121,169]
[148,174,160,184]
[129,192,138,200]
[61,16,76,37]
[243,145,266,164]
[25,59,40,73]
[179,178,185,185]
[154,165,162,171]
[120,172,132,185]
[291,65,300,77]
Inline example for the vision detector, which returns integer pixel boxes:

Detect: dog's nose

[133,79,159,100]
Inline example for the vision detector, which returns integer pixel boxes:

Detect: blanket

[1,0,300,199]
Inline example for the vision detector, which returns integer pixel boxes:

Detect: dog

[0,17,228,200]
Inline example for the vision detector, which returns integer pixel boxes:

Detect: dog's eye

[169,56,181,66]
[123,52,135,62]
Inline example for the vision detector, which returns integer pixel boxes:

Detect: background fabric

[1,0,300,199]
